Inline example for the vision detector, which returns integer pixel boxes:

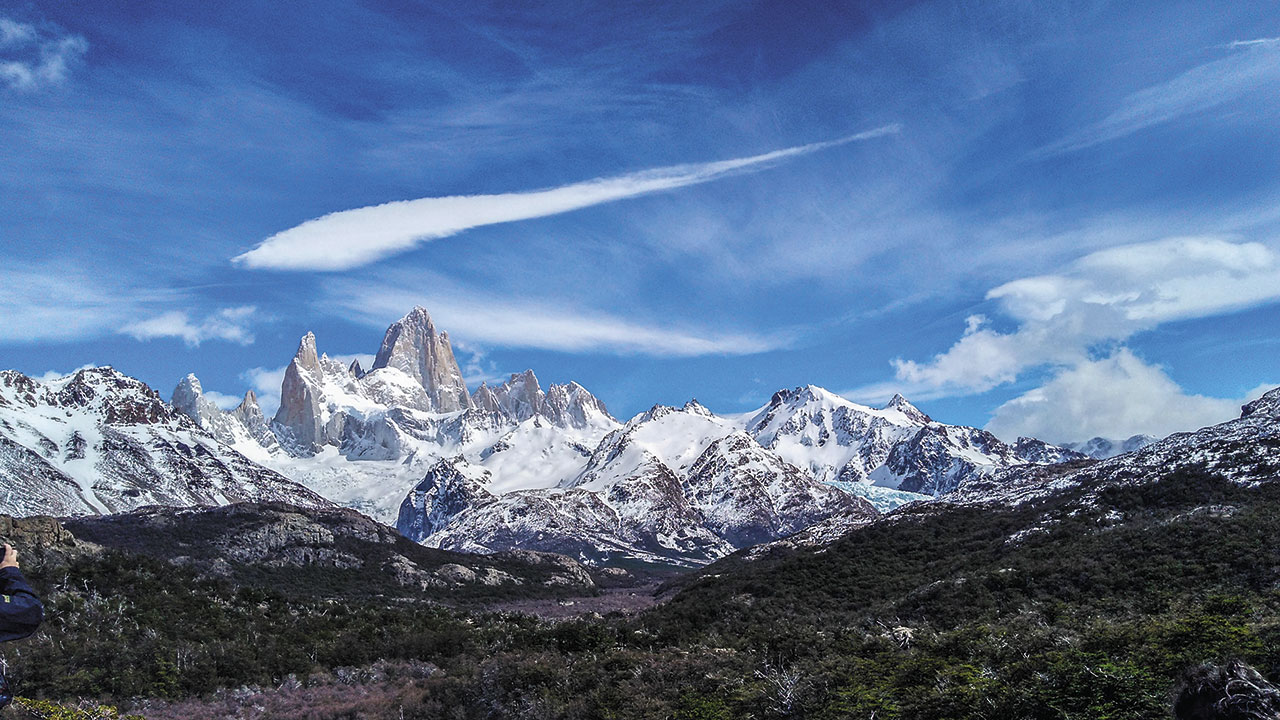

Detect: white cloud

[31,364,97,384]
[232,126,900,271]
[1228,38,1280,49]
[1035,40,1280,156]
[330,282,788,357]
[121,306,258,347]
[243,365,286,418]
[0,17,87,91]
[985,349,1273,443]
[202,389,245,411]
[873,237,1280,398]
[325,353,377,373]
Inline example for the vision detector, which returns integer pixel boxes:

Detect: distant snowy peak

[371,306,471,412]
[684,431,876,547]
[172,373,273,451]
[1063,434,1159,459]
[474,370,615,430]
[747,385,921,448]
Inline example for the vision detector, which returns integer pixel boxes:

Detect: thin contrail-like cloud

[233,125,901,272]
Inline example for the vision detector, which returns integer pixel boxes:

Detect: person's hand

[0,543,18,570]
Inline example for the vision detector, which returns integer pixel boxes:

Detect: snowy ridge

[946,387,1280,508]
[746,385,1083,495]
[0,368,329,517]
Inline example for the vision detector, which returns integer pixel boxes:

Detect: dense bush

[1,465,1277,718]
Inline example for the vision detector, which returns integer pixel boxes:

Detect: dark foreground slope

[3,393,1279,719]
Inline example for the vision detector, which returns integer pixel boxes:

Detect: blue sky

[2,0,1278,443]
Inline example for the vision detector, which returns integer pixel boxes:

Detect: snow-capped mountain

[1062,434,1159,459]
[3,305,1088,567]
[399,400,875,566]
[745,386,1083,496]
[0,368,329,517]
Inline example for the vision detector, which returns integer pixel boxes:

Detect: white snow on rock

[0,367,329,517]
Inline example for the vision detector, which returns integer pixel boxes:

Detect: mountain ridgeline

[4,306,1088,566]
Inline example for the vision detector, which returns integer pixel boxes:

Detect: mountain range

[3,306,1114,566]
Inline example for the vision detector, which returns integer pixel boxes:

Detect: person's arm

[0,544,44,642]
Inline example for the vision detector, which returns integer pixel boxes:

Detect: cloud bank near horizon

[233,126,900,272]
[327,277,790,358]
[846,236,1280,441]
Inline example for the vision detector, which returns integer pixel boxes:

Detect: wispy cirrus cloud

[121,306,259,347]
[1034,39,1280,157]
[0,264,263,348]
[0,265,130,342]
[0,16,87,91]
[233,126,900,272]
[328,277,790,357]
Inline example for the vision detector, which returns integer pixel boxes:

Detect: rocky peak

[542,382,612,429]
[396,457,494,542]
[638,403,678,424]
[294,332,321,373]
[232,389,278,450]
[348,358,365,378]
[371,306,472,412]
[0,370,44,408]
[681,399,714,417]
[56,368,182,426]
[471,382,502,415]
[238,389,260,412]
[274,333,326,454]
[171,373,208,421]
[491,370,544,421]
[1013,436,1087,465]
[882,393,932,424]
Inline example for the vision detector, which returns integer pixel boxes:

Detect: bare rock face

[371,307,472,412]
[231,390,278,450]
[173,374,273,450]
[0,514,94,571]
[490,370,543,421]
[395,457,495,542]
[274,333,326,453]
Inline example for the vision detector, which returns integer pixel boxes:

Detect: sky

[2,0,1278,444]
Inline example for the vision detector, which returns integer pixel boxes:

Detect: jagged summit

[236,389,259,413]
[371,306,471,412]
[682,399,714,417]
[294,331,320,371]
[882,392,931,424]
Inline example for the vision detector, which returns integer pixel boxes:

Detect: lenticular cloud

[233,126,899,272]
